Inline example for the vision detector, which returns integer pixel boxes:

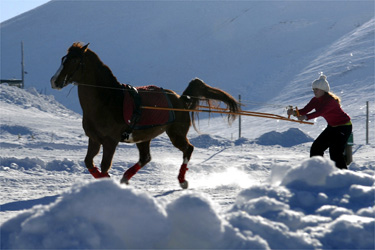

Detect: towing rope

[141,105,314,125]
[71,82,312,125]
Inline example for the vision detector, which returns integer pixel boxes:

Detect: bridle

[61,53,85,86]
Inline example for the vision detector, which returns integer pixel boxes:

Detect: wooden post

[21,41,25,89]
[366,101,369,145]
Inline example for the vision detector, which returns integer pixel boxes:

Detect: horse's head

[51,42,90,90]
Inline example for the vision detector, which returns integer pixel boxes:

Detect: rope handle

[287,106,300,117]
[143,105,314,125]
[296,107,300,117]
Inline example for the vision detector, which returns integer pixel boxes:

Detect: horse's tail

[180,78,241,131]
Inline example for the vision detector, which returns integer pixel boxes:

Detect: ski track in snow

[0,134,308,223]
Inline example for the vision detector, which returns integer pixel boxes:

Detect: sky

[0,0,50,23]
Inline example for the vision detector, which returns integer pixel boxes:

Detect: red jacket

[299,94,351,127]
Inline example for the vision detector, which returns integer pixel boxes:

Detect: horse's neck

[94,64,121,88]
[78,62,123,114]
[85,52,121,89]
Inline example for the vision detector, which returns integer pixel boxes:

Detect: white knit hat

[312,75,330,92]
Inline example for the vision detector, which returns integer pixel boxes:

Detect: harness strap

[122,84,142,140]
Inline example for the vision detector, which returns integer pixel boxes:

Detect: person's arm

[305,98,337,120]
[298,98,316,117]
[289,98,316,120]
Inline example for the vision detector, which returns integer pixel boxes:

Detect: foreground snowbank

[1,157,374,249]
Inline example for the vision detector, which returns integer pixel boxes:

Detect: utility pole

[21,41,25,89]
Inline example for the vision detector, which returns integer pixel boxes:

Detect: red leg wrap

[89,166,110,178]
[178,163,189,183]
[123,163,141,181]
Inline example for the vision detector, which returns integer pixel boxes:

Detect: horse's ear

[82,43,90,52]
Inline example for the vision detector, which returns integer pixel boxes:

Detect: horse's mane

[68,42,86,56]
[69,42,121,87]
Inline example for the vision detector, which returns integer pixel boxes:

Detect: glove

[287,109,294,116]
[297,115,307,121]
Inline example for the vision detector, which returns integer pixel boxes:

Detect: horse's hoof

[120,177,129,185]
[179,180,188,189]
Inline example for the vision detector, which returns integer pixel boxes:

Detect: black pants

[310,124,352,169]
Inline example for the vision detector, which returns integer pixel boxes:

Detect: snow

[1,85,374,249]
[255,128,314,147]
[1,1,375,249]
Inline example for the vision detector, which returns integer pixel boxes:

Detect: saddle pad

[123,85,175,129]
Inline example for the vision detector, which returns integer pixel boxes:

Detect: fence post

[366,101,369,145]
[345,133,354,165]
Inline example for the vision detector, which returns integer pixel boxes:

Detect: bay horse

[51,42,240,189]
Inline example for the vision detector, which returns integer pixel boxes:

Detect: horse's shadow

[199,147,228,165]
[154,189,185,198]
[1,195,59,212]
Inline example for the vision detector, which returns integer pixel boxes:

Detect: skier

[288,74,352,169]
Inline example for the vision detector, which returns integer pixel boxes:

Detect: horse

[50,42,240,189]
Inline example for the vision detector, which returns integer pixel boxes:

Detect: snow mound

[0,180,266,249]
[255,128,314,147]
[2,157,374,249]
[189,134,232,148]
[0,124,33,136]
[0,157,83,172]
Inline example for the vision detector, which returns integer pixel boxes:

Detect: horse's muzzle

[51,64,67,90]
[50,76,66,90]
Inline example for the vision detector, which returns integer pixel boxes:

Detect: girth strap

[122,84,142,140]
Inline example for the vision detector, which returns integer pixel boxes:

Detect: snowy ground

[1,85,374,249]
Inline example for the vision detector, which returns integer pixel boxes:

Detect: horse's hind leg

[120,140,151,184]
[166,127,194,189]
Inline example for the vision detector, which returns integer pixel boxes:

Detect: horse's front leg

[86,138,116,178]
[99,138,119,175]
[120,140,151,184]
[85,138,106,178]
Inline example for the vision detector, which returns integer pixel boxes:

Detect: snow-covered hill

[1,1,373,113]
[200,17,374,145]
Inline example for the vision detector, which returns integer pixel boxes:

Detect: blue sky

[1,0,50,23]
